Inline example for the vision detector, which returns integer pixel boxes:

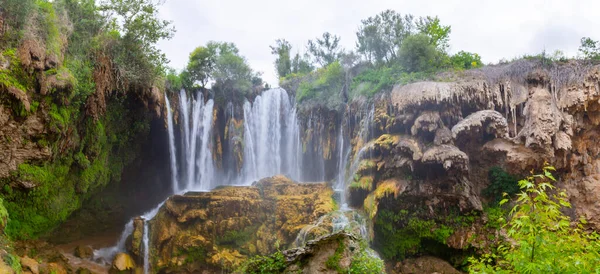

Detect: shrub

[469,164,600,273]
[296,61,344,108]
[484,167,519,204]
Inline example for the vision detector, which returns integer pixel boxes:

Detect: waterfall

[165,94,179,194]
[142,221,149,273]
[176,90,215,191]
[334,117,351,209]
[93,220,134,264]
[240,88,301,184]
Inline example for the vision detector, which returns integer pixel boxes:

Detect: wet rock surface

[140,175,335,272]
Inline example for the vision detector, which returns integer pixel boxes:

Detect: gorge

[2,1,600,273]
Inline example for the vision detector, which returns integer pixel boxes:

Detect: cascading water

[96,88,378,273]
[165,95,179,194]
[240,88,302,184]
[178,90,215,191]
[334,116,351,209]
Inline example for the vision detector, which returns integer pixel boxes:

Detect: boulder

[73,245,93,260]
[20,256,39,274]
[145,175,335,272]
[112,253,135,271]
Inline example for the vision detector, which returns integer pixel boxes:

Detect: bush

[239,252,287,274]
[349,250,385,274]
[296,61,344,108]
[484,167,519,204]
[469,164,600,273]
[398,34,443,73]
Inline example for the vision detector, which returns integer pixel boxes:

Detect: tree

[186,45,217,88]
[398,34,440,72]
[416,16,451,51]
[450,51,483,69]
[270,39,292,78]
[100,0,175,86]
[578,37,600,60]
[468,164,600,273]
[355,10,414,65]
[307,32,343,67]
[291,52,314,75]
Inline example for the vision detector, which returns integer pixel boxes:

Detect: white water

[96,89,377,273]
[93,220,133,264]
[165,94,179,194]
[240,88,302,184]
[334,120,351,209]
[178,90,215,191]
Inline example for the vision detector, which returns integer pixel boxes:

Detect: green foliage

[416,16,451,51]
[185,45,217,88]
[373,209,456,260]
[180,246,206,265]
[216,225,257,248]
[484,167,519,204]
[0,0,36,44]
[296,61,344,107]
[0,197,8,230]
[291,52,314,75]
[35,0,62,57]
[270,39,293,78]
[165,68,183,92]
[100,0,175,86]
[469,164,600,273]
[579,37,600,60]
[307,32,342,67]
[349,250,385,274]
[0,49,32,92]
[183,41,259,102]
[3,98,150,239]
[325,238,345,273]
[356,10,414,65]
[398,34,443,73]
[239,251,287,274]
[349,65,430,99]
[451,51,483,69]
[3,253,21,273]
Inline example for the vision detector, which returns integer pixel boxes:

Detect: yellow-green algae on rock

[140,175,335,272]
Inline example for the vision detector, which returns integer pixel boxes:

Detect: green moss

[239,251,287,274]
[216,225,258,249]
[373,209,459,260]
[179,246,206,265]
[350,175,374,191]
[325,238,346,273]
[3,97,151,239]
[0,198,8,230]
[3,253,21,274]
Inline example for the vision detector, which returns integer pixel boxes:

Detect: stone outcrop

[139,175,335,272]
[0,105,50,178]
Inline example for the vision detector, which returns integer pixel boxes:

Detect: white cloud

[157,0,600,87]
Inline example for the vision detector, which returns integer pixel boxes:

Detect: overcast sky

[157,0,599,86]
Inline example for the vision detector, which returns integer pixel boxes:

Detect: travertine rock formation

[139,175,335,272]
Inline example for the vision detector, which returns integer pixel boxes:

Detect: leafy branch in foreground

[468,164,600,273]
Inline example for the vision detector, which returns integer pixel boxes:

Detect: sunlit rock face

[136,175,335,272]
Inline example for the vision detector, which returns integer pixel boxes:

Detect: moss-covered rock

[240,232,384,274]
[145,175,335,272]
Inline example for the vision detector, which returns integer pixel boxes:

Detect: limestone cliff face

[376,62,600,228]
[138,175,335,272]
